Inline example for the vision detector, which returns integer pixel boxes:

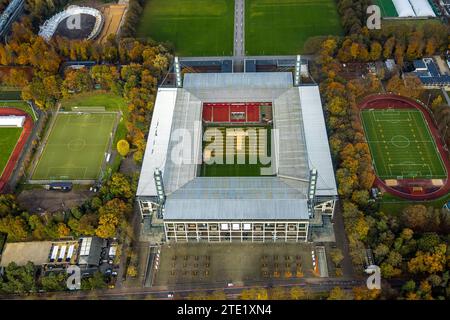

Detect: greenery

[32,113,117,180]
[245,0,344,55]
[361,109,446,179]
[136,0,234,56]
[0,127,23,176]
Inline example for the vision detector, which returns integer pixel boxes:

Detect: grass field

[61,92,127,145]
[32,113,117,180]
[136,0,234,56]
[245,0,343,55]
[361,109,446,180]
[201,126,273,177]
[0,127,22,177]
[375,0,398,17]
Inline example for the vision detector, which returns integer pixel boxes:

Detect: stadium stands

[391,0,436,17]
[39,6,103,41]
[0,0,24,38]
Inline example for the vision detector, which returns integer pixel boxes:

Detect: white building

[136,72,338,243]
[0,115,25,127]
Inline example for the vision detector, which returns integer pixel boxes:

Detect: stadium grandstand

[136,70,338,243]
[0,0,25,39]
[39,5,104,41]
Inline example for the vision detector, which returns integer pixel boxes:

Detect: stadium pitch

[136,0,234,56]
[201,126,273,177]
[361,109,446,180]
[245,0,343,55]
[0,127,22,177]
[32,112,117,181]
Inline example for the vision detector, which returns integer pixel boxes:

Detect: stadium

[136,70,338,243]
[359,94,450,200]
[39,6,104,41]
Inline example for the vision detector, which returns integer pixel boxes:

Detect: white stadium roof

[137,72,337,221]
[409,0,436,17]
[392,0,416,17]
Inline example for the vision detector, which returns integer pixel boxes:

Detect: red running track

[358,94,450,201]
[0,108,33,193]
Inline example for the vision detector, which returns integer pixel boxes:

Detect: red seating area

[203,102,267,123]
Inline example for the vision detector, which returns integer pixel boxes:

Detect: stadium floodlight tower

[294,55,301,86]
[174,56,183,88]
[154,169,166,219]
[308,169,318,218]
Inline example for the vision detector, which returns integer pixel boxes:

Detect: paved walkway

[233,0,245,71]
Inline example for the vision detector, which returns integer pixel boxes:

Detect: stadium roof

[392,0,416,17]
[137,72,337,221]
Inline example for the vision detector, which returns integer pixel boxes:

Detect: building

[391,0,436,17]
[136,70,338,243]
[413,57,450,87]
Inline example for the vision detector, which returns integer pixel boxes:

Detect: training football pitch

[245,0,343,55]
[32,113,117,180]
[201,126,273,177]
[361,109,446,180]
[136,0,234,56]
[0,128,22,176]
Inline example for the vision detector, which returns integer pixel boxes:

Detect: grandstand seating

[38,5,103,41]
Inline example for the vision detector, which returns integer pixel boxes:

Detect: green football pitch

[361,109,446,180]
[375,0,398,17]
[32,113,117,180]
[0,127,22,176]
[136,0,234,56]
[245,0,344,55]
[201,126,274,177]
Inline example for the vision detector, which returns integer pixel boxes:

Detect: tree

[0,262,36,294]
[57,223,70,238]
[289,287,307,300]
[81,272,107,290]
[0,215,29,241]
[330,248,344,267]
[327,287,351,300]
[40,273,67,292]
[117,139,130,157]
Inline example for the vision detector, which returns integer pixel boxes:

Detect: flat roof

[299,86,338,196]
[0,241,53,267]
[137,73,337,221]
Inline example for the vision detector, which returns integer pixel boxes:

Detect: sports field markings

[361,109,446,180]
[32,112,117,181]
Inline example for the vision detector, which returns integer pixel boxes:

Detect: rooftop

[137,72,337,221]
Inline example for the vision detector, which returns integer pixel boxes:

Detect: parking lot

[152,243,317,286]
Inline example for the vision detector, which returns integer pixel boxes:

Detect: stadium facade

[136,71,337,243]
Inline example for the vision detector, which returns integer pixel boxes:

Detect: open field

[32,112,117,181]
[245,0,343,55]
[98,4,126,43]
[375,0,398,17]
[136,0,234,56]
[153,243,315,286]
[361,109,446,180]
[201,126,273,177]
[61,92,127,144]
[0,128,22,177]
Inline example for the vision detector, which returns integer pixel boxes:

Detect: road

[0,278,366,300]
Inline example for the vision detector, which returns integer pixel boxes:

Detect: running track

[0,108,33,193]
[358,94,450,200]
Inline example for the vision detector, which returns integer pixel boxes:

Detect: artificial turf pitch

[201,126,273,177]
[245,0,344,55]
[32,113,117,180]
[136,0,234,56]
[361,109,446,180]
[0,127,22,176]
